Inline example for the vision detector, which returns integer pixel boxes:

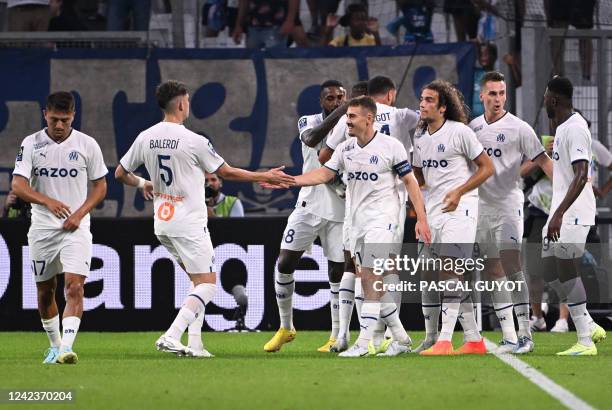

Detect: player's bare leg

[57,273,86,364]
[37,276,61,364]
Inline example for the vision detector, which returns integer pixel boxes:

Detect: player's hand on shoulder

[442,188,461,213]
[44,197,71,219]
[141,181,154,200]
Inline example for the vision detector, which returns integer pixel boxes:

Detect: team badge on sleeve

[298,117,308,130]
[16,146,24,162]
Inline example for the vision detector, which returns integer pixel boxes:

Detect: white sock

[439,280,461,342]
[330,282,340,339]
[60,316,81,350]
[275,271,295,330]
[508,271,531,338]
[380,302,409,344]
[166,283,216,341]
[372,318,386,347]
[563,277,593,346]
[421,287,441,341]
[356,302,380,348]
[338,272,356,339]
[549,279,568,302]
[41,315,61,348]
[490,276,518,343]
[458,293,481,342]
[385,273,403,310]
[384,273,402,340]
[354,277,364,326]
[188,311,205,350]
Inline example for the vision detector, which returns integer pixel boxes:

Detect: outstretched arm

[295,167,336,187]
[217,163,295,186]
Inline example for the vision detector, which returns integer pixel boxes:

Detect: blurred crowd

[0,1,599,48]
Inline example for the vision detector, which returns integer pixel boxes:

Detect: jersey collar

[44,128,74,145]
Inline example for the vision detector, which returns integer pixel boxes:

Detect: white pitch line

[484,338,595,410]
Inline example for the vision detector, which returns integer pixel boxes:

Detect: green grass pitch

[1,331,611,410]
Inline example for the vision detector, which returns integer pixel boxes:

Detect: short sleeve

[86,139,109,180]
[592,140,612,167]
[390,140,412,177]
[119,134,144,173]
[12,138,33,179]
[196,137,225,173]
[519,122,545,160]
[298,115,314,137]
[326,120,347,150]
[458,125,484,160]
[568,127,591,164]
[324,141,345,172]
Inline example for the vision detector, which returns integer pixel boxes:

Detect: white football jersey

[590,139,612,188]
[326,102,419,153]
[325,132,412,232]
[469,112,545,216]
[296,113,345,222]
[120,122,225,237]
[549,113,596,225]
[412,120,484,220]
[13,129,108,230]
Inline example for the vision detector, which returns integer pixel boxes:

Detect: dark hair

[480,70,505,87]
[422,80,469,124]
[156,80,188,111]
[367,76,396,97]
[547,76,573,100]
[350,81,369,98]
[339,3,368,27]
[46,91,75,112]
[347,96,377,116]
[320,80,344,96]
